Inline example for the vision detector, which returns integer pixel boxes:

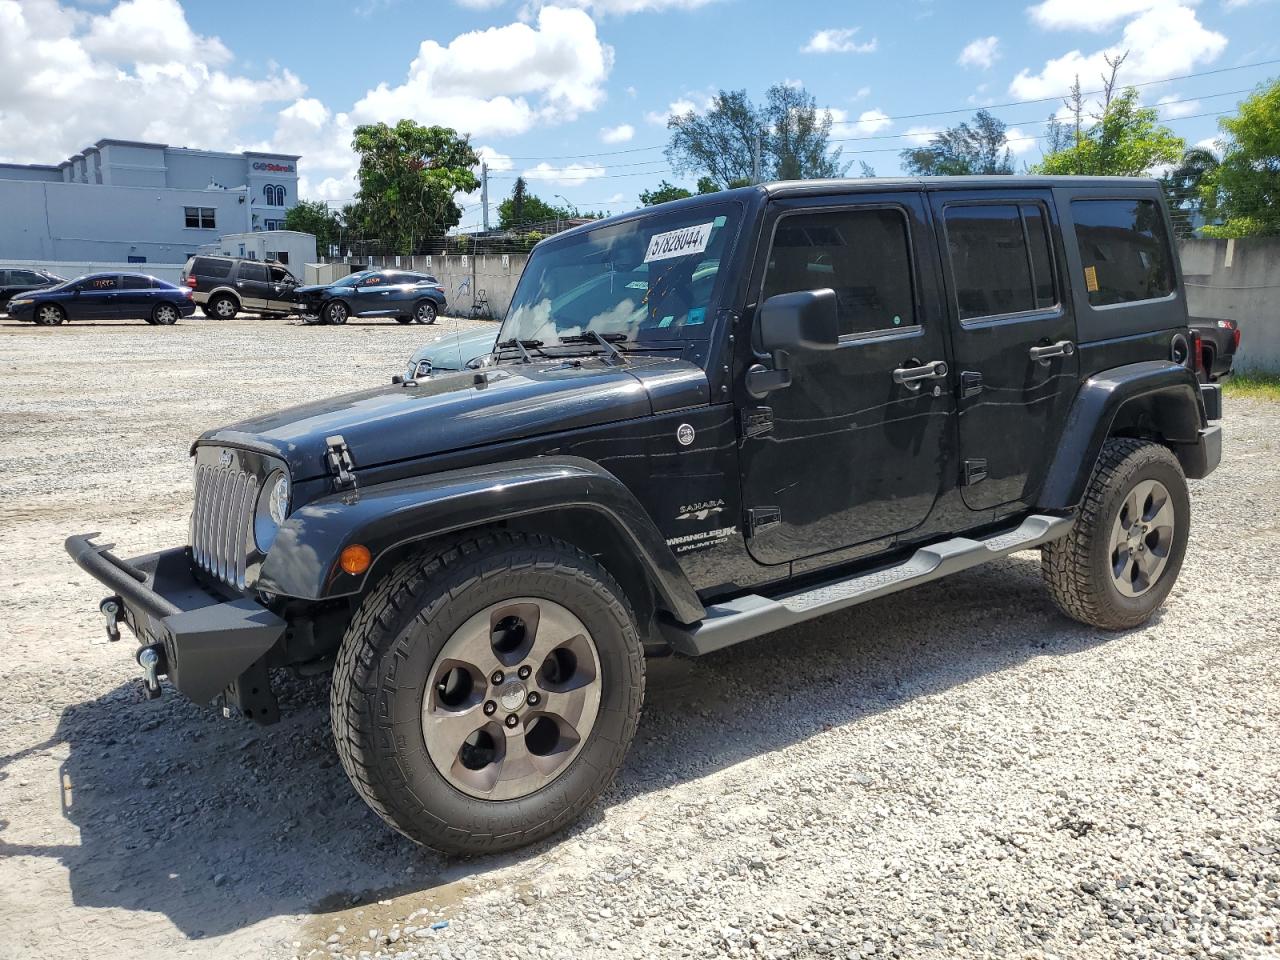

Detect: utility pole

[480,161,490,232]
[751,130,762,185]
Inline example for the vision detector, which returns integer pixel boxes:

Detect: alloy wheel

[214,298,236,319]
[37,305,63,325]
[154,304,178,325]
[421,598,602,801]
[1109,478,1176,597]
[415,302,437,324]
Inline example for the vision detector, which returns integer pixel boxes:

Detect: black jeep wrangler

[68,177,1221,854]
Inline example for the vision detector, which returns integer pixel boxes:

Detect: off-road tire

[1042,438,1190,630]
[331,531,645,854]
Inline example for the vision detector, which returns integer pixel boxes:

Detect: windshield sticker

[687,306,706,326]
[626,280,648,289]
[644,222,715,263]
[658,314,676,328]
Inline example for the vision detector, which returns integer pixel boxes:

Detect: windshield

[502,201,740,345]
[332,271,373,287]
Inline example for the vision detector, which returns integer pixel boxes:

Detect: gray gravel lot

[0,315,1277,960]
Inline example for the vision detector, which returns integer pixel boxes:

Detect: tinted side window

[944,203,1057,321]
[122,275,152,290]
[193,257,232,279]
[1071,198,1175,307]
[239,262,268,282]
[269,266,292,283]
[764,207,916,337]
[10,270,45,285]
[87,276,118,290]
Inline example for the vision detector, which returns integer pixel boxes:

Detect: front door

[350,273,390,315]
[931,191,1079,512]
[74,275,121,320]
[267,265,297,312]
[739,192,956,567]
[235,261,271,310]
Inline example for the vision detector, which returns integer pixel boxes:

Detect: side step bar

[662,513,1074,657]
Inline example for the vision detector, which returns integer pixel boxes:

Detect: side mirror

[748,289,840,397]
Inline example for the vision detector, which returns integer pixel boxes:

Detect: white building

[204,230,317,271]
[0,139,301,264]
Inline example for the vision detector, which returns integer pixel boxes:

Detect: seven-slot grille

[191,459,260,589]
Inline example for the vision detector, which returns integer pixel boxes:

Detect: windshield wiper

[556,331,628,365]
[494,338,546,363]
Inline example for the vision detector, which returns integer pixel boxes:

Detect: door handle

[1029,340,1076,364]
[893,359,949,391]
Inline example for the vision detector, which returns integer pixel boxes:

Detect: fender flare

[1037,360,1208,510]
[257,455,706,624]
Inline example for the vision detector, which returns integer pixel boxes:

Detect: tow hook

[99,596,123,643]
[136,644,166,700]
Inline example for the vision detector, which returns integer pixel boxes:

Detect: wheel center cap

[497,679,527,712]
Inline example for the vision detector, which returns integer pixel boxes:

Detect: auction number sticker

[644,222,715,263]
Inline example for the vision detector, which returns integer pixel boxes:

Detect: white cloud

[853,86,871,100]
[1194,136,1220,154]
[851,109,892,135]
[528,0,718,14]
[456,0,506,7]
[1009,3,1227,99]
[822,107,849,125]
[476,145,515,172]
[601,123,635,143]
[522,161,606,186]
[645,95,707,125]
[1027,0,1164,31]
[607,192,626,203]
[958,35,1000,69]
[1157,93,1200,118]
[353,6,613,137]
[802,28,877,55]
[0,0,304,167]
[903,125,936,146]
[1005,126,1037,155]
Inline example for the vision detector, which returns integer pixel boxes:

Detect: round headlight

[254,471,290,552]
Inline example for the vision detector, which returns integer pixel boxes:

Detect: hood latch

[324,435,358,492]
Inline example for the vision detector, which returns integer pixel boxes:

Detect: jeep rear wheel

[331,531,644,854]
[1042,438,1190,630]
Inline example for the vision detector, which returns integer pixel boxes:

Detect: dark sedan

[295,270,448,325]
[6,272,197,325]
[0,267,65,310]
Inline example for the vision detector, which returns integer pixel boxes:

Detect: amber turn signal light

[339,544,372,575]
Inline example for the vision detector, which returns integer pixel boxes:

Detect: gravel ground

[0,315,1277,960]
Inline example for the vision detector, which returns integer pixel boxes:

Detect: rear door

[930,189,1078,512]
[117,274,154,320]
[738,190,957,566]
[235,261,271,310]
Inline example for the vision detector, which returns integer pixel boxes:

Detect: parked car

[399,326,498,381]
[1189,316,1241,382]
[295,270,447,325]
[182,255,299,320]
[8,272,195,325]
[0,267,65,311]
[67,176,1221,857]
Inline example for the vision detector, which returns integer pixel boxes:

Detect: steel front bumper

[65,534,285,704]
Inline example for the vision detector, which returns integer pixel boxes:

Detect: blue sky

[3,0,1278,228]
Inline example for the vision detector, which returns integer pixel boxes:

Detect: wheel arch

[1037,360,1210,511]
[257,456,705,627]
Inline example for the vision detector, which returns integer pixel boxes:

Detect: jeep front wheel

[1042,438,1190,630]
[331,531,644,854]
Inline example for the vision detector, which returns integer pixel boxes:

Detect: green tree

[1032,88,1184,177]
[765,84,849,180]
[900,109,1014,176]
[1200,79,1280,238]
[350,119,480,254]
[283,199,342,249]
[1162,147,1220,238]
[666,85,848,187]
[497,184,572,229]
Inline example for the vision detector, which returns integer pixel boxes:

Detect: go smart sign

[252,161,296,173]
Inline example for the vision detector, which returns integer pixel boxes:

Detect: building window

[127,255,147,264]
[276,185,286,206]
[263,184,286,206]
[184,207,216,229]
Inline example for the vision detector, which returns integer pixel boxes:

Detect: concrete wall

[0,259,186,285]
[1179,238,1280,374]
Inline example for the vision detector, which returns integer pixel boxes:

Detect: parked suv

[0,267,65,310]
[67,177,1221,856]
[295,269,448,325]
[182,255,299,320]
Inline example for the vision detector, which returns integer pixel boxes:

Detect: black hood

[197,356,708,480]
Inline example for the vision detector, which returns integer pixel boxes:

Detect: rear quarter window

[192,257,233,279]
[1071,198,1175,307]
